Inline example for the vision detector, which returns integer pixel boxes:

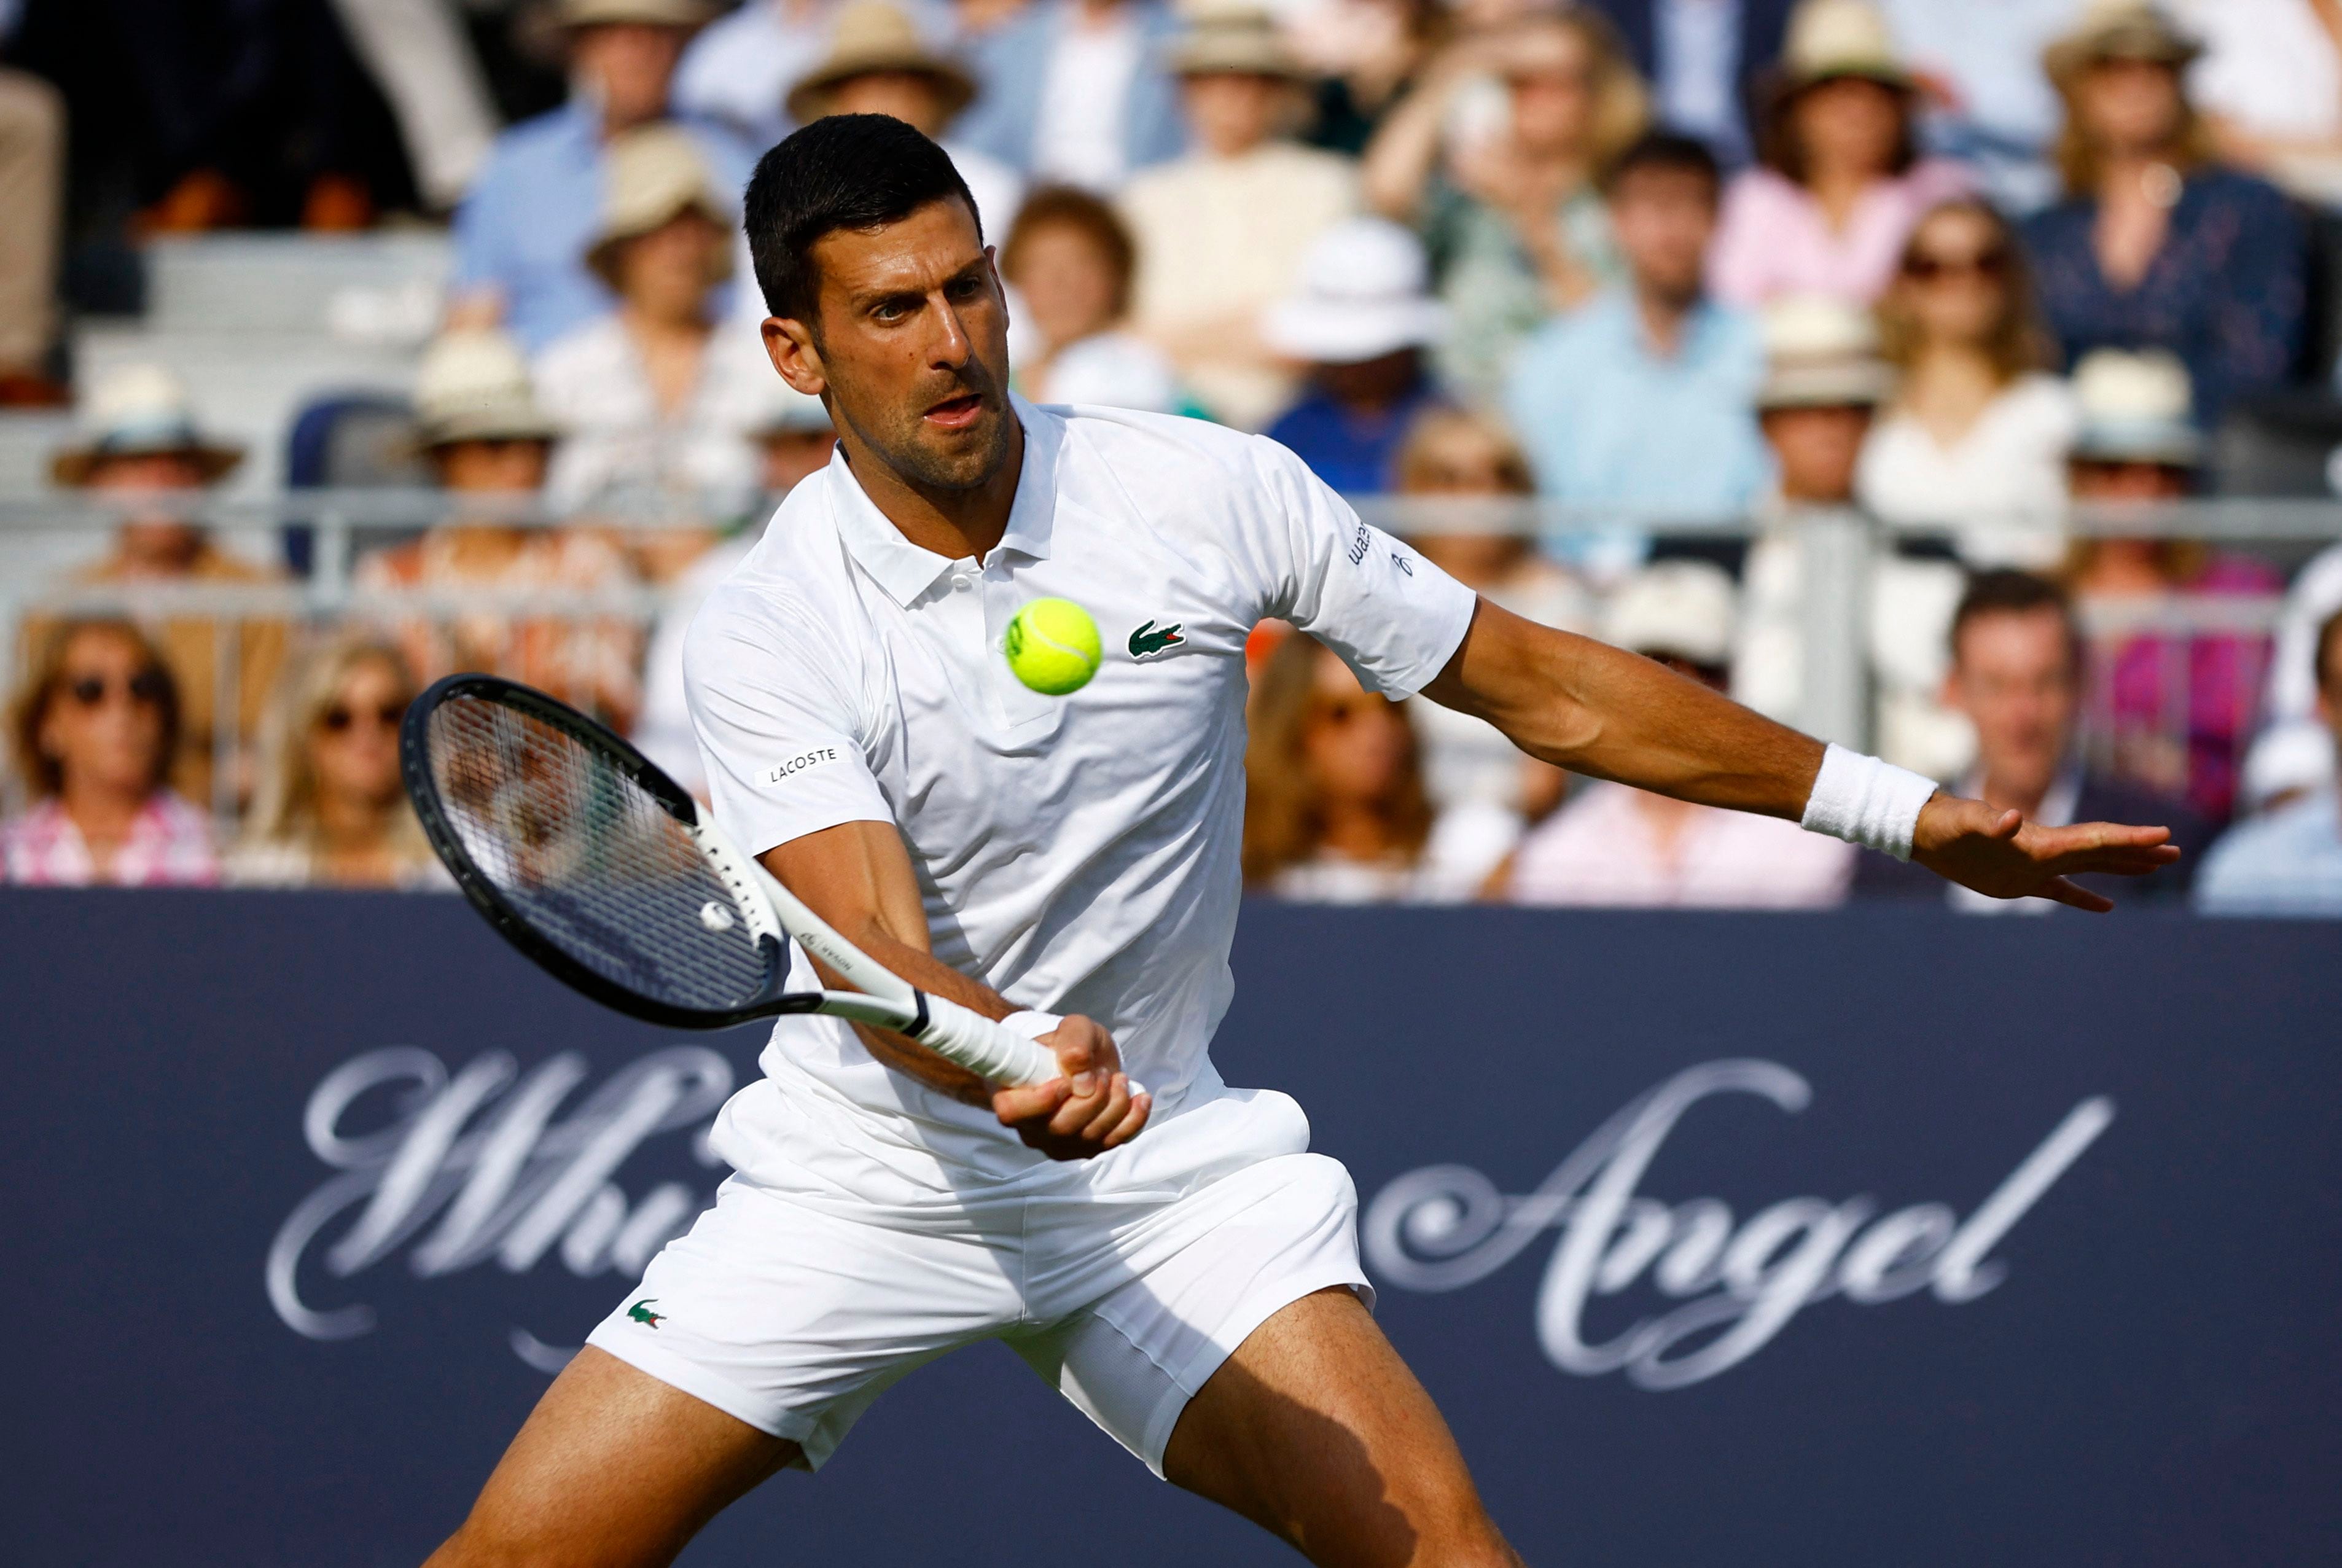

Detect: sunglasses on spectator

[1903,248,2009,283]
[66,670,168,708]
[321,701,407,733]
[1310,694,1387,728]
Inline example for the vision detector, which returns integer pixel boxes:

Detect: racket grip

[916,994,1061,1086]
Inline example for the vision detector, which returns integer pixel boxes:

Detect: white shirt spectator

[1507,781,1854,908]
[2176,0,2341,145]
[1854,372,2078,568]
[535,318,768,510]
[1037,332,1181,412]
[1269,800,1524,903]
[1031,11,1146,189]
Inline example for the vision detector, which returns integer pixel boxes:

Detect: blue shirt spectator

[2198,606,2342,917]
[1266,381,1442,496]
[954,0,1185,190]
[1583,0,1794,163]
[1502,133,1766,518]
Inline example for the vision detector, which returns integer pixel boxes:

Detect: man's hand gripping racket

[399,674,1136,1115]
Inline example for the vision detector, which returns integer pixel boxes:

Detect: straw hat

[1261,219,1447,365]
[1169,7,1306,79]
[584,125,737,290]
[2069,348,2200,466]
[2043,0,2203,90]
[1603,560,1738,668]
[1754,296,1893,410]
[556,0,713,30]
[1776,0,1911,94]
[411,330,560,449]
[50,364,245,486]
[786,2,976,125]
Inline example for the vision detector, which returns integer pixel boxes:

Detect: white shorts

[584,1093,1368,1475]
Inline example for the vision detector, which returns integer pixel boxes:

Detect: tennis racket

[400,673,1064,1087]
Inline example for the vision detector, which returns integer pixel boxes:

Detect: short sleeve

[682,586,894,856]
[1243,436,1478,698]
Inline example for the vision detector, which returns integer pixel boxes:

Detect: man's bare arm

[1422,599,2182,910]
[759,820,1149,1155]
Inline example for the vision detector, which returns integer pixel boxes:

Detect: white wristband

[1799,744,1937,860]
[999,1010,1062,1041]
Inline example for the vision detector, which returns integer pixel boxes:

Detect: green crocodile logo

[627,1298,665,1329]
[1128,619,1184,660]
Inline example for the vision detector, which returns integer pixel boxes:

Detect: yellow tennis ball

[1004,598,1103,695]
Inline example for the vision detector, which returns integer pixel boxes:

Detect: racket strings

[423,695,770,1012]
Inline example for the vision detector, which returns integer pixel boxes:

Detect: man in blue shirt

[2198,606,2342,918]
[450,0,754,353]
[1502,132,1766,528]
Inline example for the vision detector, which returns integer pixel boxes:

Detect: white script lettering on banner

[1360,1059,2113,1391]
[267,1047,733,1360]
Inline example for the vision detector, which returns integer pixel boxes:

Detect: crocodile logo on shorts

[1128,619,1184,660]
[627,1298,665,1329]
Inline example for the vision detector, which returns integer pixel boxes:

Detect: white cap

[2071,348,2200,466]
[1602,559,1738,667]
[1755,295,1892,410]
[1261,218,1448,365]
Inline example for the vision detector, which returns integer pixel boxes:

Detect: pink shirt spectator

[1708,159,1973,308]
[1,793,219,887]
[1507,782,1853,908]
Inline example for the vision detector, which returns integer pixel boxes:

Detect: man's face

[1608,166,1716,305]
[1762,404,1872,503]
[1946,606,2078,800]
[762,197,1014,494]
[573,23,685,131]
[1182,72,1282,159]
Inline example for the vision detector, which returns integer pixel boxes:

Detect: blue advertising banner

[4,891,2339,1566]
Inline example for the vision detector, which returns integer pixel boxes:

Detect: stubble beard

[838,358,1013,496]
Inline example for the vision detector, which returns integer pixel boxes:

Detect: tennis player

[424,116,2178,1567]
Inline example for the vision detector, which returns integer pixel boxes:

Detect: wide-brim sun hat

[1169,7,1307,79]
[785,1,977,125]
[2043,0,2203,90]
[1774,0,1913,95]
[410,329,561,449]
[584,125,738,291]
[2068,347,2201,466]
[557,0,714,31]
[1603,560,1738,668]
[1754,295,1894,410]
[1261,217,1448,365]
[50,362,245,487]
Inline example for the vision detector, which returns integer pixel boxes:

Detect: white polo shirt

[684,397,1475,1190]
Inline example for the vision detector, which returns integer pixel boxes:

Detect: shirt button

[950,575,972,593]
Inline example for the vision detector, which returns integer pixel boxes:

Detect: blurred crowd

[4,0,2342,915]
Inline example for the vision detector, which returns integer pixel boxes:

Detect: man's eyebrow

[848,257,988,310]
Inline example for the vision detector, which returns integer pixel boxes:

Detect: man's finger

[2050,843,2184,878]
[1077,1073,1132,1142]
[1047,1078,1112,1139]
[2036,875,2114,913]
[1101,1091,1152,1150]
[994,1079,1071,1128]
[2034,821,2174,854]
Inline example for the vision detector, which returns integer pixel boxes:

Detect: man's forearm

[1423,599,1826,820]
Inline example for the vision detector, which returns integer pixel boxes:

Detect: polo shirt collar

[826,392,1060,606]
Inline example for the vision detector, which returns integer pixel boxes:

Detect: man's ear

[762,315,827,398]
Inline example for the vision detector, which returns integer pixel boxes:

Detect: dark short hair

[1601,130,1722,198]
[744,114,980,325]
[2317,605,2342,698]
[1001,186,1139,321]
[1949,569,2082,669]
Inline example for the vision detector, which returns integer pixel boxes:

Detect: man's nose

[927,293,973,368]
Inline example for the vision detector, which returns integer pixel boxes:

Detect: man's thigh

[426,1346,800,1568]
[1160,1288,1522,1568]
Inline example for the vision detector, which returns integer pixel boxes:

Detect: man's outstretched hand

[1911,795,2183,911]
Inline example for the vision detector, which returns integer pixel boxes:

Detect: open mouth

[924,392,986,431]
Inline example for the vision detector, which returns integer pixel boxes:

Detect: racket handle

[915,994,1062,1086]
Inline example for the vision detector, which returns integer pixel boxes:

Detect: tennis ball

[1004,598,1103,695]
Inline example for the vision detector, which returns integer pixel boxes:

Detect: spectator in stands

[1857,198,2078,568]
[2063,348,2279,823]
[1364,10,1647,407]
[1509,560,1855,905]
[1286,0,1450,157]
[450,0,753,354]
[36,365,287,811]
[751,384,840,496]
[674,0,849,152]
[2241,539,2342,815]
[1392,407,1583,829]
[1735,297,1970,777]
[1243,631,1516,900]
[784,2,1024,230]
[2023,1,2306,427]
[955,0,1185,191]
[227,637,445,889]
[1708,0,1971,310]
[2,618,216,886]
[1260,219,1447,494]
[1118,8,1358,429]
[2175,0,2342,205]
[1503,131,1766,525]
[535,125,764,512]
[358,330,644,728]
[1582,0,1795,164]
[1881,0,2082,212]
[1855,569,2206,908]
[2196,605,2342,916]
[0,25,62,404]
[999,185,1179,411]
